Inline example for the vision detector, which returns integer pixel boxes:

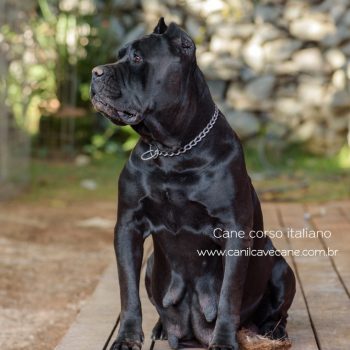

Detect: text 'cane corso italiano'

[91,17,296,350]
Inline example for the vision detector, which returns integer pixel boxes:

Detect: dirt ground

[0,199,117,350]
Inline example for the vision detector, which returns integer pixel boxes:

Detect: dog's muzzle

[91,66,144,125]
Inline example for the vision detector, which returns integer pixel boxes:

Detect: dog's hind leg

[257,257,296,340]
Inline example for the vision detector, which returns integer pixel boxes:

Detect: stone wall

[112,0,350,155]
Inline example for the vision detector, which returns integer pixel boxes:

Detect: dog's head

[90,18,196,126]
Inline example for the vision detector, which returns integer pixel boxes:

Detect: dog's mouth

[91,91,144,126]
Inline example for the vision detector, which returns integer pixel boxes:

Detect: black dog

[91,18,296,350]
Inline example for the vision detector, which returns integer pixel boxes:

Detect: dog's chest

[141,185,214,234]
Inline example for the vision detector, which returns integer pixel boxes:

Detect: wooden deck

[55,202,350,350]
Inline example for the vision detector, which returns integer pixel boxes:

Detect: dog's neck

[132,67,216,151]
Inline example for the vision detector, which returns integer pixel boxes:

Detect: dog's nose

[92,66,104,78]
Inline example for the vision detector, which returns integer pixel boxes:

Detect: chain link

[141,105,219,160]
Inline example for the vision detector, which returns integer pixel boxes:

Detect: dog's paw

[110,331,143,350]
[110,338,142,350]
[209,332,239,350]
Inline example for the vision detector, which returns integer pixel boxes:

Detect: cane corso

[91,18,296,350]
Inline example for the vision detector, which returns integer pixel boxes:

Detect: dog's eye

[132,53,143,63]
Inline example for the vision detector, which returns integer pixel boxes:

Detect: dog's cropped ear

[165,22,196,59]
[153,17,168,34]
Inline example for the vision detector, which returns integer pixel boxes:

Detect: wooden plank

[339,201,350,222]
[262,203,319,350]
[307,203,350,297]
[55,260,120,350]
[279,203,350,350]
[56,239,154,350]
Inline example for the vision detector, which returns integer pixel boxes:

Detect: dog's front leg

[209,228,252,350]
[110,218,144,350]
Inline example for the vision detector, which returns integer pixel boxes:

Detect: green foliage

[2,0,122,132]
[120,126,140,151]
[2,15,57,131]
[83,124,139,159]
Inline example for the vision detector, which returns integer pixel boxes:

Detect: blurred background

[1,0,350,202]
[0,1,350,349]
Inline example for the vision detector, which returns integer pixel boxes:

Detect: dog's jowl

[91,18,296,350]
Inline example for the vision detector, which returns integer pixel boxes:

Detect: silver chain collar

[141,105,219,161]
